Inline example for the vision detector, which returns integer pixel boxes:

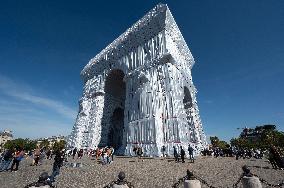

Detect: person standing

[34,147,41,166]
[0,149,13,171]
[46,149,51,160]
[188,144,194,163]
[95,147,101,161]
[50,149,65,182]
[106,147,112,164]
[78,149,84,159]
[161,145,166,157]
[236,148,242,160]
[110,146,114,162]
[173,146,179,162]
[180,146,185,163]
[101,148,108,165]
[10,148,24,172]
[39,148,46,165]
[72,148,77,159]
[136,147,143,162]
[133,146,138,156]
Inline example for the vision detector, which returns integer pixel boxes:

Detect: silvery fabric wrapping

[68,4,207,156]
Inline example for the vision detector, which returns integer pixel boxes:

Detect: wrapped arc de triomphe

[68,4,207,156]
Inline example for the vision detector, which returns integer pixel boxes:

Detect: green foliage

[209,136,219,147]
[52,140,66,151]
[218,141,229,149]
[4,138,37,151]
[39,139,50,149]
[232,125,284,149]
[210,136,228,149]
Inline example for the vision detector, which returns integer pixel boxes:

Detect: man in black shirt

[50,150,65,182]
[173,146,179,162]
[180,146,185,163]
[72,148,77,159]
[188,144,194,163]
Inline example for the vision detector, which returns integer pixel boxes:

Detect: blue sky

[0,0,283,141]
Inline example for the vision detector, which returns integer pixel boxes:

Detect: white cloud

[0,114,71,139]
[0,74,77,119]
[0,74,77,138]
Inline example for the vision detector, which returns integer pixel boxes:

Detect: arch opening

[183,86,193,109]
[100,69,126,152]
[183,86,196,142]
[108,107,124,150]
[104,69,126,101]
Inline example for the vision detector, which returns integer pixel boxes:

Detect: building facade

[36,135,66,148]
[0,130,13,149]
[69,4,207,156]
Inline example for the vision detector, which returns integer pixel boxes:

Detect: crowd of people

[0,143,283,188]
[172,145,195,163]
[201,147,264,159]
[201,145,284,170]
[67,146,115,165]
[0,147,25,172]
[0,146,66,187]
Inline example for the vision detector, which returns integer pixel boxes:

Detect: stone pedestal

[242,176,262,188]
[112,184,129,188]
[184,180,201,188]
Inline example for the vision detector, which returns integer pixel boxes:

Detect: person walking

[78,149,84,159]
[38,148,46,165]
[180,146,185,163]
[0,149,13,171]
[72,148,77,159]
[188,144,194,163]
[133,146,138,156]
[10,148,24,172]
[95,147,102,161]
[161,145,166,157]
[46,149,51,160]
[137,147,143,162]
[101,148,108,165]
[110,146,115,162]
[50,149,65,182]
[173,146,179,162]
[106,147,112,164]
[34,147,41,166]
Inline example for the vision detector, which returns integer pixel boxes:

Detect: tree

[210,136,228,149]
[218,141,229,149]
[232,124,284,150]
[4,138,37,151]
[39,139,50,149]
[230,138,238,147]
[210,136,219,147]
[263,124,276,131]
[52,140,66,151]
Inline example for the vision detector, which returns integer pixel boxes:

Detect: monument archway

[69,4,207,155]
[100,69,126,151]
